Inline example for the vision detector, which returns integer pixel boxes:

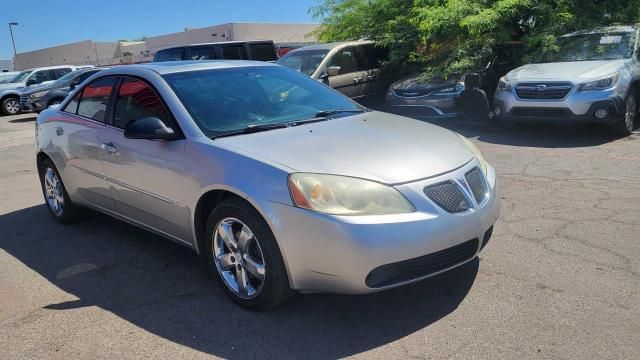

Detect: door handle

[100,142,117,154]
[353,77,363,83]
[55,127,64,136]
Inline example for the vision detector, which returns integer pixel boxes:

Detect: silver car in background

[494,25,640,135]
[35,61,499,309]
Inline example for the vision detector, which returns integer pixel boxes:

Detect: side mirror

[69,80,79,90]
[327,66,341,77]
[124,117,176,140]
[26,78,36,86]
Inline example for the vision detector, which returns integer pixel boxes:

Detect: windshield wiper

[211,122,289,139]
[314,109,366,117]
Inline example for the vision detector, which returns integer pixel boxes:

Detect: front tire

[2,97,21,115]
[38,158,79,223]
[205,198,293,310]
[612,88,637,136]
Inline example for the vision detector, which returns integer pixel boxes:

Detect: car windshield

[52,70,83,86]
[163,66,361,137]
[8,70,32,83]
[539,31,637,62]
[276,49,329,76]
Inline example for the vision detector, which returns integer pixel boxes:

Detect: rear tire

[38,158,79,224]
[2,97,21,115]
[612,88,637,136]
[205,197,294,310]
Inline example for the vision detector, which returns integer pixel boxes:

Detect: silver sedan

[35,61,500,309]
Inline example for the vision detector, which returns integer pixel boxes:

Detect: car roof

[156,40,274,52]
[562,25,637,37]
[287,40,375,53]
[99,60,277,76]
[22,65,82,71]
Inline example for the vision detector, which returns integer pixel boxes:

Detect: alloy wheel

[212,217,266,299]
[44,168,64,216]
[625,95,636,132]
[5,99,20,114]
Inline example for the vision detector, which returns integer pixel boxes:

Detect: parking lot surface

[1,113,639,359]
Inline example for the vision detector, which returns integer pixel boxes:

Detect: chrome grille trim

[423,181,471,213]
[465,167,488,204]
[515,82,573,100]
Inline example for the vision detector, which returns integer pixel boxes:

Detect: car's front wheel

[2,97,21,115]
[612,88,637,136]
[205,197,293,309]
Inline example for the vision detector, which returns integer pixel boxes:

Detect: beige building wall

[14,40,119,69]
[145,22,318,54]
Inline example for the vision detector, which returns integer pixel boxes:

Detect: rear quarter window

[249,43,277,61]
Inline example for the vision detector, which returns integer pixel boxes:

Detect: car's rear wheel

[38,158,79,223]
[612,89,637,136]
[2,97,21,115]
[205,198,293,309]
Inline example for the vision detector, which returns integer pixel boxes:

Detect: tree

[311,0,640,79]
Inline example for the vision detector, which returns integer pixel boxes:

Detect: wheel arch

[192,186,295,286]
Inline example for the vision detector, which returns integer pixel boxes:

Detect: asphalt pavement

[0,113,638,359]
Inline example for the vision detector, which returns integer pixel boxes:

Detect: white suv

[0,65,92,115]
[494,26,639,135]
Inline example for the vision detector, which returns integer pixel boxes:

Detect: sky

[0,0,318,60]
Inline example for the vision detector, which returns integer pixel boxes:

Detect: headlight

[288,173,415,215]
[456,133,488,175]
[433,82,464,96]
[497,77,512,91]
[578,72,620,91]
[386,88,395,97]
[30,91,48,99]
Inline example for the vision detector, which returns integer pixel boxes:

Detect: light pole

[8,22,18,69]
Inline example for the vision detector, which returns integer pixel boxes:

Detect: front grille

[20,94,30,103]
[465,167,487,204]
[515,82,572,99]
[366,238,479,288]
[511,107,570,118]
[424,181,471,213]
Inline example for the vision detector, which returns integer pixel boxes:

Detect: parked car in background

[20,67,105,113]
[494,25,639,135]
[153,40,278,62]
[35,61,499,309]
[0,65,92,115]
[385,45,520,119]
[0,71,19,84]
[277,40,390,101]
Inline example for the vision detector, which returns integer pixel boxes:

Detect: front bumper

[385,91,459,118]
[20,97,45,112]
[257,159,500,294]
[493,86,625,124]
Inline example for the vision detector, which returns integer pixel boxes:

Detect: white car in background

[0,65,92,115]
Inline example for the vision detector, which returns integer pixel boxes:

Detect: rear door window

[355,44,388,70]
[76,77,116,122]
[154,48,186,62]
[249,43,277,61]
[189,46,218,60]
[221,45,246,60]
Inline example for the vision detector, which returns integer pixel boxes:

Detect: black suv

[152,40,278,62]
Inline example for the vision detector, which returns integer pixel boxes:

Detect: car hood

[0,82,25,91]
[391,73,461,93]
[216,111,474,184]
[506,60,627,82]
[21,83,54,95]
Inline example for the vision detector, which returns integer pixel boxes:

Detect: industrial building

[12,22,318,70]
